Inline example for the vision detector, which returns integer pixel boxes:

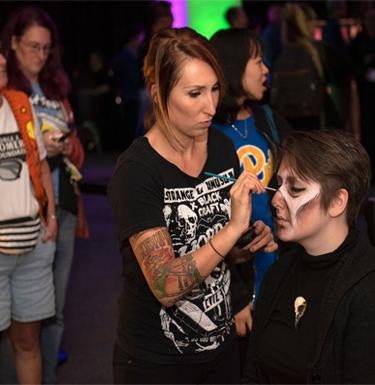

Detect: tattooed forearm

[133,229,203,300]
[134,230,170,259]
[156,254,203,298]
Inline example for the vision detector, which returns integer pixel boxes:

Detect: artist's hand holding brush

[227,171,278,263]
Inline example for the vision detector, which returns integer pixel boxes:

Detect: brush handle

[235,225,256,248]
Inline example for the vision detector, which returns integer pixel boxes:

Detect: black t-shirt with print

[108,128,240,364]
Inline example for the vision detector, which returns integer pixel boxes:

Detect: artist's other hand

[246,220,278,254]
[234,301,253,337]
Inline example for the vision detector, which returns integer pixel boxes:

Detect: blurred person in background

[322,0,361,140]
[137,1,173,139]
[112,24,144,149]
[271,3,326,131]
[225,6,249,29]
[300,2,346,131]
[261,3,283,71]
[351,8,375,182]
[323,0,349,54]
[1,6,86,384]
[73,50,113,153]
[0,46,56,384]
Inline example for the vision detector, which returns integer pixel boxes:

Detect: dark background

[0,1,150,75]
[0,1,369,78]
[0,2,373,383]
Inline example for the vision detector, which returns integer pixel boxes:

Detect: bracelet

[208,239,225,260]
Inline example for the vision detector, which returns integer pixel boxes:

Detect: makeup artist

[243,129,375,384]
[107,27,277,384]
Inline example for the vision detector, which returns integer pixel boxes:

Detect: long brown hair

[143,27,225,146]
[1,5,70,100]
[282,3,323,79]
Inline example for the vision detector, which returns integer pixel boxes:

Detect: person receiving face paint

[108,27,278,384]
[243,129,375,384]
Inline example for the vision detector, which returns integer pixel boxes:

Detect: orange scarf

[3,89,47,220]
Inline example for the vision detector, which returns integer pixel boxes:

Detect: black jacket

[242,233,375,384]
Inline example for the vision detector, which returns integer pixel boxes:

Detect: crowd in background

[0,1,370,156]
[0,1,374,384]
[56,1,375,181]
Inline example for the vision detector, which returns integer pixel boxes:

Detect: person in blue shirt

[210,28,292,369]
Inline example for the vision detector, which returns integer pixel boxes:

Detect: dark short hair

[1,5,70,99]
[143,27,225,141]
[210,28,263,123]
[280,129,371,225]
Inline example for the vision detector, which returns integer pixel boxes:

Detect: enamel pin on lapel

[294,296,307,328]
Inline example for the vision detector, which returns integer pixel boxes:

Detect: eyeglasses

[20,40,52,55]
[0,159,22,181]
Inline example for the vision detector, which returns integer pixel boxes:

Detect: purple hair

[1,6,70,99]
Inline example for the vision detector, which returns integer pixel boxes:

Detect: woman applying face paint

[243,129,375,384]
[108,27,278,385]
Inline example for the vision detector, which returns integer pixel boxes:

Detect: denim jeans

[41,207,77,385]
[0,228,56,384]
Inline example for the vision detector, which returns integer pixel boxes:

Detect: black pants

[113,337,241,384]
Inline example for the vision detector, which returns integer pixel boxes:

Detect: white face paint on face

[277,175,321,226]
[272,161,324,243]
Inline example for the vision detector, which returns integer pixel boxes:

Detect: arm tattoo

[134,229,203,299]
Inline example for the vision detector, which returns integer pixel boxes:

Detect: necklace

[230,118,248,139]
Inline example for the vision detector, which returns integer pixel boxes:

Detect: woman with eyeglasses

[1,6,85,384]
[0,48,57,384]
